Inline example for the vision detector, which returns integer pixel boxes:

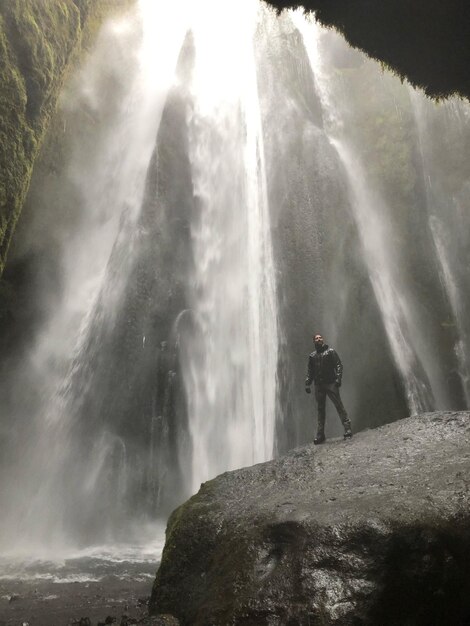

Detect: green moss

[0,0,135,276]
[0,278,17,323]
[0,1,79,274]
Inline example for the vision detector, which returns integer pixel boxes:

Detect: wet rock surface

[0,578,161,626]
[0,0,133,275]
[151,412,470,625]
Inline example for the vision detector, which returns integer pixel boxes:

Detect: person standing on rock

[305,333,352,444]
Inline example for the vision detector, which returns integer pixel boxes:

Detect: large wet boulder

[150,412,470,625]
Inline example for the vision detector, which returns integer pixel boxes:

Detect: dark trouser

[315,383,351,436]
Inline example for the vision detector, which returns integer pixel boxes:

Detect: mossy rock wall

[0,0,133,276]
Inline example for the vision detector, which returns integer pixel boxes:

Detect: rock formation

[2,1,470,280]
[0,0,133,275]
[150,412,470,625]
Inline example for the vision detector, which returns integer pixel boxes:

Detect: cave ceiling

[268,0,470,101]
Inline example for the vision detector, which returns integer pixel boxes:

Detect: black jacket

[305,344,343,386]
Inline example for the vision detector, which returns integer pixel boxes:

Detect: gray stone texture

[151,412,470,625]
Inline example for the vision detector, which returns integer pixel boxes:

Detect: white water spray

[410,91,470,406]
[293,14,433,415]
[180,0,279,491]
[0,0,190,555]
[2,1,470,569]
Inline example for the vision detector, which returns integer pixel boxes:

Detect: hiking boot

[314,434,326,445]
[344,430,353,440]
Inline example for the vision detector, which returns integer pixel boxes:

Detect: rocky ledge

[150,412,470,625]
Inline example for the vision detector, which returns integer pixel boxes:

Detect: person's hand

[335,380,341,388]
[305,387,311,394]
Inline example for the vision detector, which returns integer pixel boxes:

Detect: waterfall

[0,0,191,553]
[1,1,470,558]
[410,91,470,406]
[179,1,278,491]
[292,13,442,415]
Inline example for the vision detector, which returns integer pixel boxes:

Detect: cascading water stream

[292,14,435,415]
[410,91,470,406]
[1,1,470,570]
[0,0,191,555]
[1,0,280,555]
[178,0,279,491]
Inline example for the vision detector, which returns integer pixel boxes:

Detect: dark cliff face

[0,0,133,276]
[268,0,470,101]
